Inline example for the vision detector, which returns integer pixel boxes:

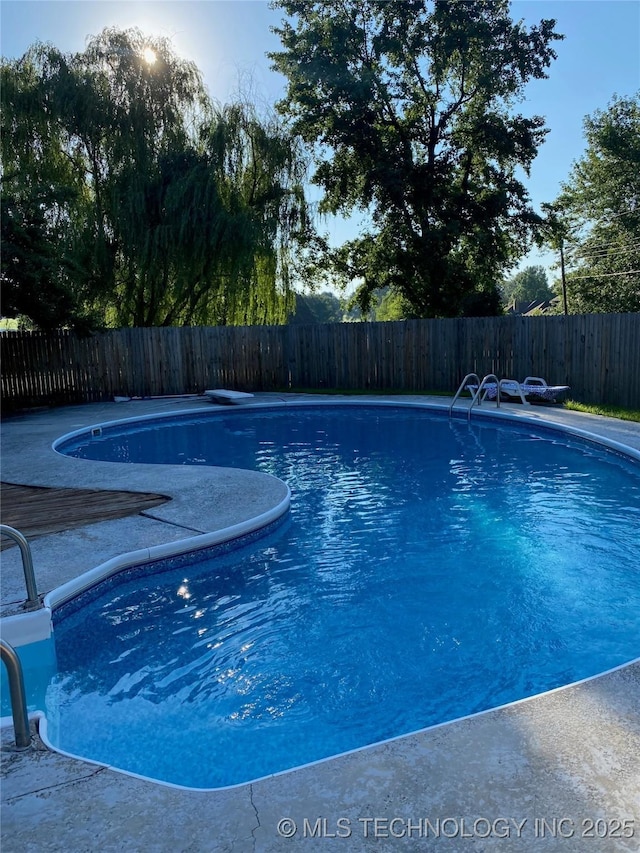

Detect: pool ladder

[0,526,38,749]
[449,373,528,421]
[1,640,31,749]
[0,525,40,610]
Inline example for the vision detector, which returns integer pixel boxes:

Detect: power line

[574,246,639,258]
[568,269,640,281]
[572,243,640,260]
[567,235,640,252]
[602,209,639,221]
[576,210,640,231]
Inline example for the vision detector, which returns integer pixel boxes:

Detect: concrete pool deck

[1,394,639,852]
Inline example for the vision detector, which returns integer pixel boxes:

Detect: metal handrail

[449,373,481,418]
[450,373,531,421]
[476,374,501,409]
[0,639,31,749]
[0,525,40,609]
[458,373,501,422]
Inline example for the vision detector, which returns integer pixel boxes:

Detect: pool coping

[2,394,639,851]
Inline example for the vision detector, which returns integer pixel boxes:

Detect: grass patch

[564,400,640,423]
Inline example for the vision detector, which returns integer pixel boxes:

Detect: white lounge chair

[465,377,570,404]
[516,377,570,403]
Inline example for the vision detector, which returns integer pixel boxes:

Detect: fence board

[2,314,639,411]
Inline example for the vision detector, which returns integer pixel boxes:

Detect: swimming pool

[15,406,640,787]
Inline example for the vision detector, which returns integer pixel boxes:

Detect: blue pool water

[19,407,640,786]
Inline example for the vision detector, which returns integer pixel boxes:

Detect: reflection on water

[46,407,640,787]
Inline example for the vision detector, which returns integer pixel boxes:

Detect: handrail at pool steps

[449,373,530,420]
[0,638,32,749]
[449,373,481,419]
[0,525,40,610]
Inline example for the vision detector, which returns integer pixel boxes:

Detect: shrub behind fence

[2,313,639,410]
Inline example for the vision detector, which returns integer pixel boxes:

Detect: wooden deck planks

[0,482,170,547]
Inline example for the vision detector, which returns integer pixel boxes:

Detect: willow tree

[1,51,96,328]
[1,28,310,328]
[109,104,309,326]
[270,0,563,317]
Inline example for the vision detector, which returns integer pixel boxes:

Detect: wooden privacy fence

[1,313,639,410]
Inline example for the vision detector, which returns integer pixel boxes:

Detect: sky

[2,0,639,281]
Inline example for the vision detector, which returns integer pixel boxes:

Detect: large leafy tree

[552,94,640,313]
[270,0,562,317]
[1,28,310,328]
[0,187,91,330]
[501,265,551,307]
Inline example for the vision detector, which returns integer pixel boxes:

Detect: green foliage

[1,29,311,328]
[552,94,640,313]
[339,286,412,321]
[501,265,551,307]
[1,188,80,330]
[1,51,98,329]
[289,291,344,323]
[375,289,412,321]
[270,0,562,317]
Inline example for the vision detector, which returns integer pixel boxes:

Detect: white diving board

[204,389,255,405]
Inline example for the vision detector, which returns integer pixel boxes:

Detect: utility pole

[542,203,570,316]
[559,239,568,315]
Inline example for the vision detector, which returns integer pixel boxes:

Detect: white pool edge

[0,488,290,648]
[24,654,640,793]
